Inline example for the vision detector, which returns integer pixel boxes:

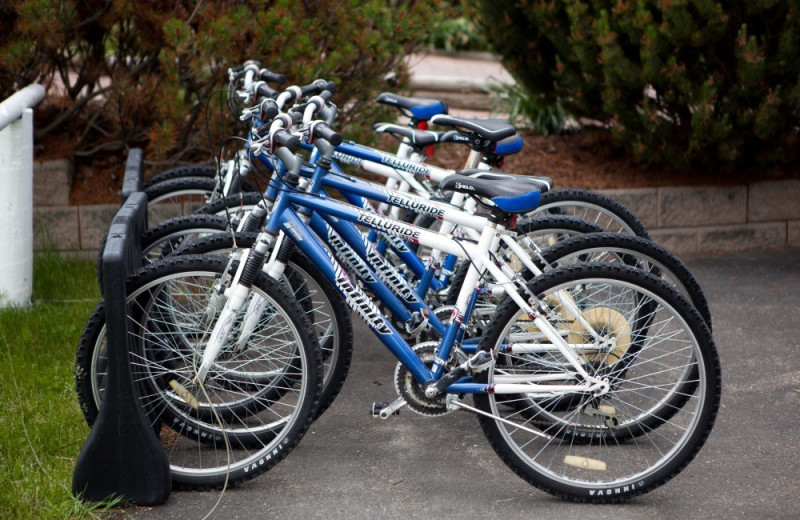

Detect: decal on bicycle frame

[324,248,392,335]
[381,189,446,219]
[325,223,377,284]
[332,151,364,168]
[356,210,421,243]
[363,236,420,305]
[379,153,431,177]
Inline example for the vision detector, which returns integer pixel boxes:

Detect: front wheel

[473,263,721,502]
[75,255,323,490]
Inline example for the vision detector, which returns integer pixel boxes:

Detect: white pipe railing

[0,84,45,131]
[0,84,45,307]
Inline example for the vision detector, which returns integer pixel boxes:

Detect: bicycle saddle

[439,174,541,213]
[375,92,448,121]
[430,115,517,142]
[459,169,553,194]
[373,123,441,147]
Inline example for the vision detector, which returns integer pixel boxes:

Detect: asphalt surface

[135,247,800,520]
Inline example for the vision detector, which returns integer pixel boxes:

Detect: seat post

[463,149,482,170]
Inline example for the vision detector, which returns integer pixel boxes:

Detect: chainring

[394,342,467,416]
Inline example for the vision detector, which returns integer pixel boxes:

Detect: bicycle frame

[196,157,607,402]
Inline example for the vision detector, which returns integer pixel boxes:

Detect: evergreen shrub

[476,0,800,169]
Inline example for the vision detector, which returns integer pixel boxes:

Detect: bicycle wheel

[145,176,218,227]
[538,232,712,330]
[175,232,354,418]
[142,164,218,190]
[474,263,720,502]
[81,234,328,418]
[95,214,232,291]
[75,255,323,489]
[528,188,649,238]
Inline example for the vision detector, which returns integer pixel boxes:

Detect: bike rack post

[72,191,171,505]
[121,148,143,201]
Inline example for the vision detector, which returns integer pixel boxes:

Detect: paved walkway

[137,247,800,520]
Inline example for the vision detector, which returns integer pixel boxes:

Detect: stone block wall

[602,181,799,256]
[32,159,799,257]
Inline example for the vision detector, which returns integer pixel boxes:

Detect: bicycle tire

[96,214,231,291]
[142,164,218,189]
[528,188,650,238]
[473,263,720,502]
[195,191,264,217]
[145,176,219,227]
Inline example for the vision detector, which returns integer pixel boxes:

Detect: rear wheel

[538,232,712,330]
[473,263,720,502]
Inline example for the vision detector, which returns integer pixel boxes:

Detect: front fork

[195,230,277,384]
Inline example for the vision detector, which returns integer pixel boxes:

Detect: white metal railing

[0,84,45,307]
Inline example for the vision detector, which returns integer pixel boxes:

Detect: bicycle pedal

[370,399,405,418]
[467,350,495,374]
[370,402,395,417]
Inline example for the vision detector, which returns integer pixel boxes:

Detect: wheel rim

[148,189,214,226]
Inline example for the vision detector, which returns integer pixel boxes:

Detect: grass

[0,251,124,519]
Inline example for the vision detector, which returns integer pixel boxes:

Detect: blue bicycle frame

[263,171,488,392]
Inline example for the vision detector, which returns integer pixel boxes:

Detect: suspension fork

[195,229,278,384]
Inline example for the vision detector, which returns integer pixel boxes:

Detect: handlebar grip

[259,99,279,121]
[272,129,301,153]
[259,68,287,85]
[312,123,343,146]
[256,82,278,99]
[289,111,304,126]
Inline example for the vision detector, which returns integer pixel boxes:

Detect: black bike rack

[72,156,171,505]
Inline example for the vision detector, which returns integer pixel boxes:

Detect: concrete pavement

[132,246,800,520]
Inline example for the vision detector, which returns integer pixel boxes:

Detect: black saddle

[430,115,517,142]
[375,93,448,121]
[459,170,553,194]
[373,123,440,148]
[439,174,542,214]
